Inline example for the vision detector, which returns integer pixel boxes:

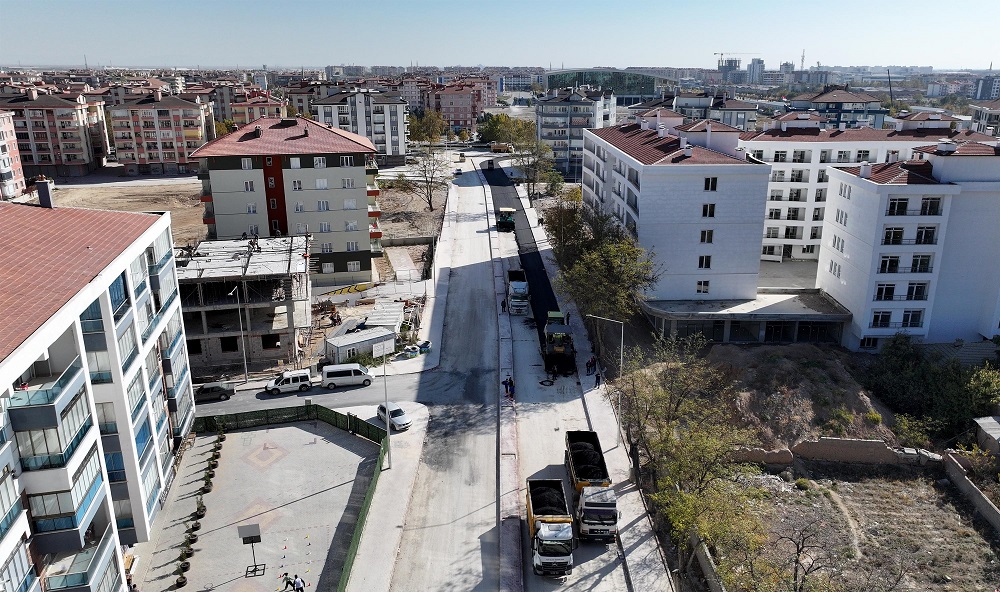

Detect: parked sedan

[194,382,235,402]
[377,402,412,431]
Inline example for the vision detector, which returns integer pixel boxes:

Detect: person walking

[501,299,507,314]
[502,376,511,395]
[292,575,305,592]
[281,573,294,591]
[508,379,516,401]
[594,371,602,388]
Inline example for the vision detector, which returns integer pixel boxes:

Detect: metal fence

[191,403,387,591]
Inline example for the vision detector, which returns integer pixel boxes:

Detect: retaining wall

[944,453,1000,534]
[733,437,942,468]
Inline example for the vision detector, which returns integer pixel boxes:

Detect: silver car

[377,402,412,431]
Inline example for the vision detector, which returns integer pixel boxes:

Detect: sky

[2,0,998,71]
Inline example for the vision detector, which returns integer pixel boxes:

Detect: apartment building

[231,95,287,128]
[311,89,408,165]
[108,90,215,175]
[582,119,771,301]
[428,85,479,133]
[536,88,616,181]
[739,111,997,262]
[629,93,758,131]
[0,110,26,198]
[971,100,1000,137]
[176,236,312,373]
[787,85,889,129]
[0,194,194,592]
[209,82,249,122]
[818,140,1000,350]
[192,117,381,286]
[0,88,109,177]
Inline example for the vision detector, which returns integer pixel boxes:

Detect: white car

[377,402,412,431]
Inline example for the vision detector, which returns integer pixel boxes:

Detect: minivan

[321,364,373,389]
[265,369,314,395]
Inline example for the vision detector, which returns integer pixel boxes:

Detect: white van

[321,364,374,389]
[265,369,314,395]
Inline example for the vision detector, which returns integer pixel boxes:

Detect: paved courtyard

[131,420,379,592]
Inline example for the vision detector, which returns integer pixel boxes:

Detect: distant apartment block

[0,194,195,592]
[0,110,26,198]
[0,87,109,177]
[629,93,758,131]
[536,88,616,181]
[311,89,408,165]
[739,111,996,262]
[192,116,381,286]
[108,90,216,175]
[231,94,287,128]
[971,100,1000,137]
[176,236,312,373]
[786,85,889,129]
[819,141,1000,350]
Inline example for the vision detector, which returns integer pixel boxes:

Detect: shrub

[794,478,811,491]
[345,352,377,367]
[864,410,883,425]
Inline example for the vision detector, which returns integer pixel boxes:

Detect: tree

[215,119,236,138]
[511,139,553,198]
[286,104,299,117]
[409,110,447,145]
[544,170,565,196]
[396,147,450,211]
[457,129,470,142]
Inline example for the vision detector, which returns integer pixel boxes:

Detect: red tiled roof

[673,120,743,133]
[839,160,939,185]
[773,112,829,122]
[795,89,882,103]
[191,117,375,158]
[588,124,748,166]
[639,108,684,118]
[738,127,996,143]
[0,203,161,361]
[895,112,960,122]
[719,99,757,110]
[912,141,1000,157]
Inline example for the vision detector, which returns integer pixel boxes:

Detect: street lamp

[585,314,624,429]
[229,286,249,383]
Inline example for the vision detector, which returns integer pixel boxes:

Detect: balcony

[367,181,380,197]
[368,201,382,218]
[869,321,924,329]
[20,418,93,472]
[9,357,83,407]
[166,365,190,400]
[142,289,178,343]
[880,238,937,246]
[365,158,378,174]
[885,208,942,216]
[877,266,933,274]
[0,499,25,541]
[369,220,382,239]
[873,294,928,301]
[370,239,383,254]
[43,524,116,591]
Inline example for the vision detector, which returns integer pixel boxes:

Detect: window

[296,223,308,234]
[343,178,355,189]
[347,261,361,272]
[248,224,259,235]
[859,337,879,350]
[773,151,787,162]
[802,245,816,254]
[241,157,252,170]
[247,203,257,214]
[321,262,335,273]
[920,197,941,216]
[270,198,277,210]
[345,220,359,231]
[292,202,303,213]
[837,150,850,163]
[244,180,254,192]
[907,282,928,301]
[765,227,779,239]
[321,242,333,253]
[340,155,354,167]
[315,178,328,190]
[902,310,923,328]
[875,284,896,301]
[762,245,776,255]
[265,157,273,166]
[696,281,710,294]
[768,208,781,220]
[698,255,712,269]
[912,254,931,273]
[271,220,280,231]
[261,335,281,350]
[703,177,717,191]
[770,190,784,201]
[857,150,870,162]
[290,157,301,169]
[700,230,713,243]
[220,336,239,352]
[344,198,357,210]
[915,226,936,245]
[832,235,845,252]
[887,198,908,216]
[879,256,900,273]
[319,222,331,232]
[346,241,359,252]
[317,200,330,211]
[702,204,715,218]
[828,260,842,278]
[267,177,275,188]
[314,156,326,168]
[883,227,903,245]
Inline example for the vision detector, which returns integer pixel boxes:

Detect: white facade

[311,90,408,162]
[536,88,616,181]
[0,203,194,592]
[817,143,1000,351]
[582,122,770,301]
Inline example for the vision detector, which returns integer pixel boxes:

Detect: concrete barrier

[733,447,793,465]
[734,438,943,468]
[944,453,1000,535]
[690,532,727,592]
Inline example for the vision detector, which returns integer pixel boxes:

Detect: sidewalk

[512,179,675,592]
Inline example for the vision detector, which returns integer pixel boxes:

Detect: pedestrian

[565,312,571,325]
[508,380,516,401]
[293,575,305,592]
[281,573,294,591]
[595,371,602,388]
[502,376,511,395]
[501,299,507,314]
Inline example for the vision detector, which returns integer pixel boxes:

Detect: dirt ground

[373,185,447,281]
[47,182,206,246]
[757,463,1000,590]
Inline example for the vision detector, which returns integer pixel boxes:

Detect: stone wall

[944,453,1000,534]
[733,437,942,468]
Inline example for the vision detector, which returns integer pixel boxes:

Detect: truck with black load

[506,269,529,314]
[565,430,619,541]
[543,311,575,374]
[526,479,574,576]
[497,207,516,232]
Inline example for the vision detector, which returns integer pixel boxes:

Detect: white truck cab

[577,486,619,541]
[532,522,574,577]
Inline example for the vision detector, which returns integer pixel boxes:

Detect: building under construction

[175,236,312,375]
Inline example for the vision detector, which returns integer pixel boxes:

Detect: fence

[191,403,386,591]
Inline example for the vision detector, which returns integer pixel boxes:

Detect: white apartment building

[192,117,381,286]
[739,111,997,262]
[818,141,1000,351]
[971,100,1000,137]
[311,89,408,166]
[582,118,771,301]
[0,193,195,592]
[536,88,616,181]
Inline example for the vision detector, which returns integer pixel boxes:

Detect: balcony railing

[43,524,115,590]
[880,238,937,246]
[20,418,93,471]
[877,266,933,274]
[142,289,178,343]
[167,365,190,400]
[10,356,83,407]
[869,321,924,329]
[90,371,113,385]
[873,294,929,301]
[0,499,24,541]
[885,208,941,216]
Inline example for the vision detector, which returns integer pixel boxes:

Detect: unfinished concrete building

[175,236,311,375]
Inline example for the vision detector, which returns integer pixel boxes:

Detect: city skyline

[2,0,998,71]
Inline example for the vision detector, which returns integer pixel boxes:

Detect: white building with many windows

[0,193,194,592]
[310,89,408,166]
[536,88,616,181]
[739,111,996,262]
[818,141,1000,350]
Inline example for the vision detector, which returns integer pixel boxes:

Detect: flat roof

[326,327,395,348]
[643,290,852,321]
[174,236,308,280]
[0,203,162,361]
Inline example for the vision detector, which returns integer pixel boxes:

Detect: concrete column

[722,321,731,343]
[758,322,767,343]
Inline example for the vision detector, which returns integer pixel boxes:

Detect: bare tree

[397,147,450,211]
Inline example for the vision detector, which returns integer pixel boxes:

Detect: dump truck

[491,141,514,153]
[565,430,618,541]
[526,479,574,576]
[497,207,516,232]
[506,269,529,315]
[543,311,575,374]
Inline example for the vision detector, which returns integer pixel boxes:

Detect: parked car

[265,369,314,395]
[194,382,235,402]
[320,364,373,389]
[454,168,463,176]
[377,402,412,431]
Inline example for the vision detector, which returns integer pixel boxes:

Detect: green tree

[215,119,236,137]
[543,170,565,196]
[408,110,447,145]
[556,236,658,325]
[286,104,299,117]
[457,129,470,142]
[511,139,552,198]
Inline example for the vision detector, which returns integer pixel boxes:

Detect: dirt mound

[707,343,897,449]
